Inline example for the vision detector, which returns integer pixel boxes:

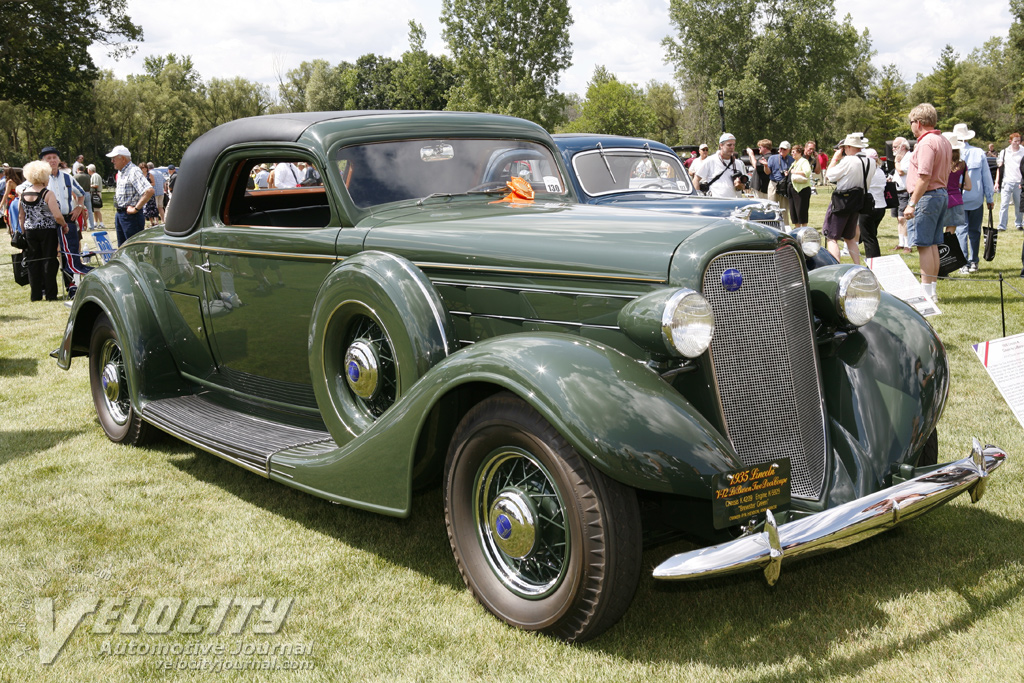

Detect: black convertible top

[162,111,411,236]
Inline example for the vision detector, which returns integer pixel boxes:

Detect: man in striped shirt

[106,145,153,246]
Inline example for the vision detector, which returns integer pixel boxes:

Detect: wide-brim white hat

[952,123,975,140]
[943,132,964,151]
[842,132,868,148]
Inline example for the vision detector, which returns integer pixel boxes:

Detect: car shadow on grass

[598,502,1024,677]
[165,445,462,590]
[0,357,39,376]
[0,429,87,465]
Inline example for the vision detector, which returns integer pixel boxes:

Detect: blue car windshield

[335,138,569,209]
[571,148,694,197]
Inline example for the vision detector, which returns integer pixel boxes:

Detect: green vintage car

[57,111,1007,643]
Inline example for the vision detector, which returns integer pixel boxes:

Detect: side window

[221,158,330,228]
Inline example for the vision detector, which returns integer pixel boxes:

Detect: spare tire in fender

[308,251,456,445]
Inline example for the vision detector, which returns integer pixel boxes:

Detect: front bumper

[653,439,1007,584]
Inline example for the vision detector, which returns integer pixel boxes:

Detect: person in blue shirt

[767,141,794,227]
[952,122,994,273]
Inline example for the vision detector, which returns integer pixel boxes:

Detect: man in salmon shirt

[903,103,952,303]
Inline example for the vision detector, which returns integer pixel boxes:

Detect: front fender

[436,335,742,496]
[273,333,741,516]
[56,262,184,410]
[819,291,949,502]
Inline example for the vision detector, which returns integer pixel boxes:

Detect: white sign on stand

[974,334,1024,431]
[866,255,940,317]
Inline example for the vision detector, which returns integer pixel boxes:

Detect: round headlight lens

[662,289,715,358]
[791,226,821,257]
[838,267,880,326]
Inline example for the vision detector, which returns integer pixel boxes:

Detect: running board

[143,395,335,477]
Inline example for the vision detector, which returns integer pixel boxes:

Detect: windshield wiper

[417,192,459,206]
[596,142,616,183]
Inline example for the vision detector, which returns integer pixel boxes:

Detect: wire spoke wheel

[98,337,131,425]
[474,448,569,598]
[343,314,397,418]
[88,313,150,445]
[445,392,642,642]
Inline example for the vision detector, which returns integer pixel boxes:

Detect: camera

[732,172,748,187]
[698,181,711,194]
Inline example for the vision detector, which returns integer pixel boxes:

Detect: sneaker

[998,226,1007,231]
[958,265,970,275]
[969,262,978,273]
[1017,226,1023,231]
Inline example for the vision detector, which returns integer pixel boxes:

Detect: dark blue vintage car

[554,133,836,268]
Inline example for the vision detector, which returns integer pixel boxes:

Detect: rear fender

[56,262,185,410]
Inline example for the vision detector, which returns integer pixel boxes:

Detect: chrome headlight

[837,267,880,327]
[790,226,821,257]
[662,289,715,358]
[618,287,716,358]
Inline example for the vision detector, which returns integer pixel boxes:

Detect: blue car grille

[701,246,827,500]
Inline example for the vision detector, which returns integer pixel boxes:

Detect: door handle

[196,257,212,273]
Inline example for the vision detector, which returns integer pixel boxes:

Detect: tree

[0,0,142,111]
[560,67,654,138]
[1008,0,1024,125]
[663,0,873,145]
[390,21,457,111]
[646,81,685,145]
[867,64,909,143]
[198,77,273,130]
[304,60,344,112]
[441,0,573,127]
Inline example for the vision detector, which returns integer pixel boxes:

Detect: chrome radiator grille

[701,247,826,499]
[753,218,783,230]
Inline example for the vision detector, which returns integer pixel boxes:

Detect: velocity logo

[35,596,293,664]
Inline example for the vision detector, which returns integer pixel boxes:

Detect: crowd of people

[3,114,1023,305]
[1,144,177,301]
[685,106,1024,300]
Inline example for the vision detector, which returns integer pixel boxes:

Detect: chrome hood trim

[653,439,1007,583]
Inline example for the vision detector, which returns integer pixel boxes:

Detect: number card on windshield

[712,459,791,529]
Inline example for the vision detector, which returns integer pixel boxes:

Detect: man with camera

[694,132,748,198]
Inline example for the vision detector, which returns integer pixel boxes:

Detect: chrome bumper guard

[653,439,1007,584]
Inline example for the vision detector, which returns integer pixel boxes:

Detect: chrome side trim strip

[416,261,666,283]
[432,281,639,299]
[652,440,1007,583]
[448,310,619,330]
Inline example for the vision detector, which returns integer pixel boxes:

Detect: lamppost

[717,89,726,133]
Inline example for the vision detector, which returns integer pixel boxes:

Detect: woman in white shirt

[824,133,875,264]
[891,137,912,252]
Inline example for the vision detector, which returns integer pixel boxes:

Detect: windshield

[335,138,569,209]
[571,148,694,197]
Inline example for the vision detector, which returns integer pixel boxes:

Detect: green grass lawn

[1,195,1022,681]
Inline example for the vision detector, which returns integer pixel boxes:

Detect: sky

[89,0,1016,100]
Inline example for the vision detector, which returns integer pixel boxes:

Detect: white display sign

[866,255,940,317]
[974,333,1024,431]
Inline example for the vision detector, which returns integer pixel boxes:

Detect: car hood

[359,200,786,284]
[590,193,778,219]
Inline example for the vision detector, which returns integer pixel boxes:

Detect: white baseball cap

[105,145,132,158]
[719,132,736,144]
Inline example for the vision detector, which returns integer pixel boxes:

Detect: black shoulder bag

[699,157,734,194]
[830,156,869,216]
